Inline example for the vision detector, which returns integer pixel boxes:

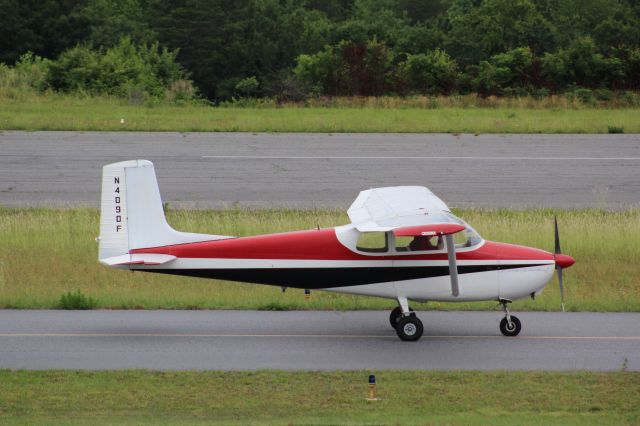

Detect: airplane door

[391,255,441,301]
[392,239,500,302]
[390,234,451,301]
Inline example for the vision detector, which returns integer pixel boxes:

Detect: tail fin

[98,160,227,266]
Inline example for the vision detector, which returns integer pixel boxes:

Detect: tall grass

[0,208,638,311]
[0,90,638,133]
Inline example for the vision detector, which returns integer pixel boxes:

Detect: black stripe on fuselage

[139,264,547,289]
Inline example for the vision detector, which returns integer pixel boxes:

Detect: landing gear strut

[499,299,521,337]
[392,297,423,341]
[389,306,413,328]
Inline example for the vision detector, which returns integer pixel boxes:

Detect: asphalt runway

[1,310,638,371]
[1,131,639,209]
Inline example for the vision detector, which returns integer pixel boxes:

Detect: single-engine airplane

[98,160,575,341]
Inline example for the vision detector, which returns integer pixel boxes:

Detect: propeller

[554,216,575,312]
[554,216,564,312]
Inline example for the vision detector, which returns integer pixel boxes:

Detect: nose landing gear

[499,299,521,336]
[392,297,423,341]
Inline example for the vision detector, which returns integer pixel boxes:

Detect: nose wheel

[499,300,521,336]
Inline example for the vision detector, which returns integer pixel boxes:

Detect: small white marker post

[367,374,379,401]
[120,118,125,124]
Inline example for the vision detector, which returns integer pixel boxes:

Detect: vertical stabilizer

[98,160,229,266]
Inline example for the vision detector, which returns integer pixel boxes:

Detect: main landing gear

[499,299,521,337]
[390,298,522,341]
[391,297,423,341]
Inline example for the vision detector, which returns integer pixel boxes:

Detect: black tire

[499,316,521,337]
[389,306,414,328]
[395,315,424,341]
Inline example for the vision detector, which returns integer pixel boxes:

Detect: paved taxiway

[1,131,638,209]
[1,310,638,371]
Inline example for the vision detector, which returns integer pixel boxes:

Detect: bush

[59,290,98,310]
[0,53,51,96]
[490,47,534,86]
[541,51,568,89]
[13,53,50,91]
[46,37,194,101]
[401,50,458,95]
[607,125,624,134]
[472,61,512,96]
[294,51,330,95]
[570,88,595,104]
[294,39,392,96]
[593,88,614,101]
[473,47,534,96]
[47,45,100,93]
[235,76,259,97]
[622,91,640,107]
[165,79,198,104]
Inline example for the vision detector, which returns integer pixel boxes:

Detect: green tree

[395,0,451,24]
[82,0,156,48]
[395,23,446,55]
[0,0,89,64]
[330,0,407,47]
[446,0,555,66]
[305,0,355,20]
[149,0,253,99]
[538,0,628,48]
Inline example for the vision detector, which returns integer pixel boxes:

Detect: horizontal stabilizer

[100,253,177,266]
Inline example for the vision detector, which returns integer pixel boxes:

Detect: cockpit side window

[396,235,444,252]
[356,232,388,253]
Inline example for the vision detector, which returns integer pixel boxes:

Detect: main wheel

[395,315,423,341]
[389,306,414,328]
[499,316,521,336]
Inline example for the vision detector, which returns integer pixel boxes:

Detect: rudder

[99,160,137,262]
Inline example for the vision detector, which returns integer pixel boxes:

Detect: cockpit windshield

[443,212,483,248]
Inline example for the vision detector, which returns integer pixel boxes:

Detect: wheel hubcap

[404,323,416,335]
[506,321,515,331]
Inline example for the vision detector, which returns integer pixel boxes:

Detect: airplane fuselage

[127,225,557,303]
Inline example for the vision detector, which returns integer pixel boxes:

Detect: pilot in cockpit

[409,235,443,251]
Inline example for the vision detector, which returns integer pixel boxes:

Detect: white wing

[347,186,453,232]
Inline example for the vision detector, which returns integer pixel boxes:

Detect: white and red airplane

[98,160,575,341]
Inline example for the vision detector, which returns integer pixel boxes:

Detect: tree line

[1,0,639,102]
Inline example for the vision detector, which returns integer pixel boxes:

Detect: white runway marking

[202,155,640,161]
[1,333,639,341]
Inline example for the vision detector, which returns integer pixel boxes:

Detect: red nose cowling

[555,254,575,269]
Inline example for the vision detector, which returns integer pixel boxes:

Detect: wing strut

[445,234,459,297]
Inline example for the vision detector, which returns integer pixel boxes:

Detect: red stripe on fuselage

[493,241,554,261]
[130,228,553,262]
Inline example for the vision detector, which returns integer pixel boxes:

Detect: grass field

[0,370,637,425]
[0,208,638,311]
[0,92,638,133]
